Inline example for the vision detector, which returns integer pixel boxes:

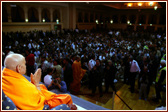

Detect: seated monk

[2,53,77,110]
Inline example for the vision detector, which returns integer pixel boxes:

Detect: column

[156,14,160,25]
[24,5,28,22]
[135,14,139,24]
[38,6,42,22]
[60,9,63,23]
[88,13,90,23]
[82,12,84,23]
[69,3,73,29]
[50,8,53,22]
[6,3,12,22]
[146,14,149,24]
[118,14,120,23]
[127,15,129,22]
[72,4,76,29]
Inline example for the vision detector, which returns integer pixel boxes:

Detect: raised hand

[31,68,41,86]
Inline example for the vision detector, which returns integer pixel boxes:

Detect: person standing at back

[63,58,73,92]
[88,54,96,89]
[53,59,62,79]
[40,56,49,82]
[91,59,104,97]
[25,49,35,77]
[153,60,166,104]
[105,60,116,93]
[69,54,76,65]
[129,55,141,93]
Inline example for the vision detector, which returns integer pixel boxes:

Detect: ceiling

[72,2,166,10]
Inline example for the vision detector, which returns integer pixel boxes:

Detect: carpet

[75,80,124,104]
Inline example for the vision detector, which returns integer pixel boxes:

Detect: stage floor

[76,79,162,110]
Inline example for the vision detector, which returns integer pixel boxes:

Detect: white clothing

[88,59,96,71]
[130,60,141,73]
[44,75,52,86]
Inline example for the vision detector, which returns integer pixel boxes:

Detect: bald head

[4,53,26,74]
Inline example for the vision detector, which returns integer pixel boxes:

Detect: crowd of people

[2,28,166,107]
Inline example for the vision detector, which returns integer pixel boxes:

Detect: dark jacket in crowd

[91,65,104,83]
[64,63,73,83]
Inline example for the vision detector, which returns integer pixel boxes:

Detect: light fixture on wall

[139,23,142,25]
[149,2,153,6]
[110,20,113,24]
[154,4,157,10]
[56,19,59,24]
[43,18,45,22]
[25,19,28,22]
[150,24,152,26]
[130,23,132,25]
[127,20,130,24]
[95,19,98,24]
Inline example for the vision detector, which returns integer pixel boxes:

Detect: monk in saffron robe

[70,56,86,93]
[2,53,75,110]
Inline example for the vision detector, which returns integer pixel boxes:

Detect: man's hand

[31,68,41,86]
[67,104,77,110]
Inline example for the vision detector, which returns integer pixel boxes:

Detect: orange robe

[70,61,86,93]
[2,68,73,110]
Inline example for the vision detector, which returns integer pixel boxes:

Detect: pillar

[50,8,53,22]
[69,3,76,29]
[118,14,121,23]
[156,14,160,24]
[24,5,28,22]
[38,6,42,22]
[146,14,149,24]
[6,3,12,22]
[135,14,139,24]
[72,4,76,29]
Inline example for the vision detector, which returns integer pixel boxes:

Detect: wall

[107,23,165,31]
[76,8,166,31]
[2,22,62,33]
[76,23,96,30]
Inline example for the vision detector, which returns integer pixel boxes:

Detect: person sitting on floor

[2,53,76,110]
[44,68,53,88]
[48,76,69,93]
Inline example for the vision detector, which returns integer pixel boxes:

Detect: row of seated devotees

[2,53,78,110]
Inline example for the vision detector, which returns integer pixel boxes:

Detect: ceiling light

[128,3,132,7]
[138,3,142,6]
[149,2,153,6]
